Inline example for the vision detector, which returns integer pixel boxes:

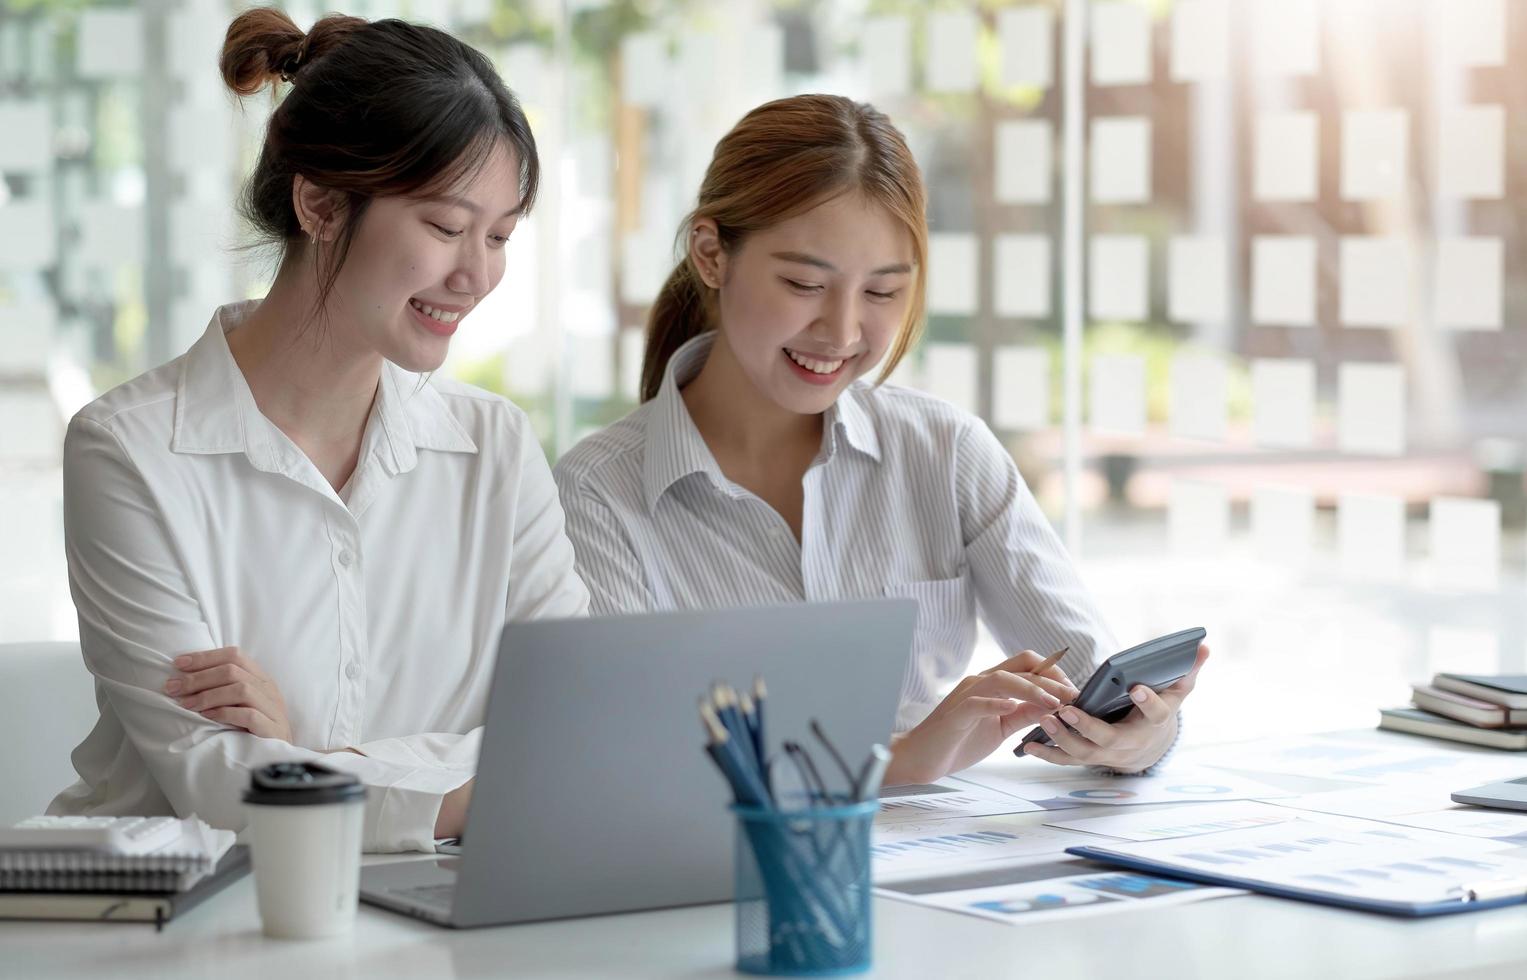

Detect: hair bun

[221,9,366,97]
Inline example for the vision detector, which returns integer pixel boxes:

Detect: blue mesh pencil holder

[731,799,877,976]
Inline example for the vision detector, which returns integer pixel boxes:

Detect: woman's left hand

[1021,643,1209,772]
[164,646,294,742]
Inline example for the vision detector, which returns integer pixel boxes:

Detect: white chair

[0,641,98,826]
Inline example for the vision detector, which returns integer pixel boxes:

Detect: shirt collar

[640,331,882,514]
[642,332,731,514]
[172,301,477,477]
[827,383,882,464]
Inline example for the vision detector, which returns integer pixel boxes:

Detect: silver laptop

[359,599,915,928]
[1453,777,1527,811]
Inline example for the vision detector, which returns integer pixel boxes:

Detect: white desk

[7,733,1527,980]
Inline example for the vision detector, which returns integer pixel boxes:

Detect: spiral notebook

[0,818,236,893]
[0,846,250,929]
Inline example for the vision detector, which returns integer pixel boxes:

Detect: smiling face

[702,192,915,416]
[316,139,522,373]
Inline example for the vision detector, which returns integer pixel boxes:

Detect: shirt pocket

[883,571,978,721]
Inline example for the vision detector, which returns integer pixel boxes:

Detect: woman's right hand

[434,779,474,840]
[884,650,1079,786]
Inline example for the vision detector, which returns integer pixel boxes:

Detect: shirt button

[345,662,360,680]
[338,549,354,567]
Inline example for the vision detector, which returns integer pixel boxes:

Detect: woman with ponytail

[556,95,1206,784]
[49,9,587,851]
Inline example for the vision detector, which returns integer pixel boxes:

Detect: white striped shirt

[553,332,1123,734]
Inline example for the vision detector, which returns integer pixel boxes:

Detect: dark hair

[221,7,539,315]
[640,94,928,402]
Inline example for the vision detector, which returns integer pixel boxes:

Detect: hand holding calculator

[1015,627,1206,755]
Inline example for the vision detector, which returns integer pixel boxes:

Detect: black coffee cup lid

[244,762,366,806]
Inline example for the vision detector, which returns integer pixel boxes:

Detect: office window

[4,1,1526,749]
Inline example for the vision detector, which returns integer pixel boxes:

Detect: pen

[852,744,892,803]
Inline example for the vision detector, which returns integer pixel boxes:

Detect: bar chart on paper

[1074,816,1527,905]
[870,818,1087,881]
[956,765,1291,808]
[877,783,1042,824]
[1047,801,1300,842]
[1192,736,1524,786]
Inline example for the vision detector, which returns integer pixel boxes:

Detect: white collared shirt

[50,301,589,852]
[553,332,1119,732]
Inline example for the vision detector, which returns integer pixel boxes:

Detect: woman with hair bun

[555,94,1207,785]
[49,9,586,852]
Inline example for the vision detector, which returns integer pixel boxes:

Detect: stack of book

[0,818,248,929]
[1380,674,1527,749]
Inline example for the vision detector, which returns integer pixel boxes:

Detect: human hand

[435,779,474,840]
[886,649,1080,786]
[164,646,294,742]
[1021,642,1210,772]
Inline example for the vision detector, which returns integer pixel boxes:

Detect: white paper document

[1046,801,1303,842]
[877,781,1043,826]
[878,855,1244,924]
[956,763,1293,808]
[1380,807,1527,843]
[1192,735,1526,787]
[1269,784,1527,843]
[871,818,1088,883]
[1073,815,1527,907]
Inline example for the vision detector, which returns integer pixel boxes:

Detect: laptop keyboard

[397,883,455,908]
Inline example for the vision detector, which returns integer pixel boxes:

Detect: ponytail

[640,254,713,402]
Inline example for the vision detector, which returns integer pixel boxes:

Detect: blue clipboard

[1066,846,1527,918]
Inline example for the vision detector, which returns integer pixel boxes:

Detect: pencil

[1033,645,1069,675]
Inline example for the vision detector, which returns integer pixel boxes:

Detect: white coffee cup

[243,762,366,939]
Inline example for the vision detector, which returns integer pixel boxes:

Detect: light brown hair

[640,94,928,401]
